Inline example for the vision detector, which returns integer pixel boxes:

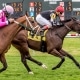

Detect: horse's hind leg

[26,56,47,68]
[21,54,33,74]
[60,49,80,68]
[21,51,47,74]
[0,54,7,72]
[49,49,65,70]
[20,53,33,74]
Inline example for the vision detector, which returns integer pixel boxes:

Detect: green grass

[0,38,80,80]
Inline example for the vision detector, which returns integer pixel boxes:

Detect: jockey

[0,5,14,27]
[36,5,64,31]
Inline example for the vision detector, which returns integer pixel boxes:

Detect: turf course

[0,38,80,80]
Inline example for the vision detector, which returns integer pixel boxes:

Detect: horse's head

[65,17,80,34]
[25,15,38,30]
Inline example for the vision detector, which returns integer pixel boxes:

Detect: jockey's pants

[36,14,52,28]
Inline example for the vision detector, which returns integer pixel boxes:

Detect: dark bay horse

[11,17,80,73]
[0,15,35,73]
[27,18,80,70]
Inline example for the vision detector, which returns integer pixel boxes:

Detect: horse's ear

[25,11,29,17]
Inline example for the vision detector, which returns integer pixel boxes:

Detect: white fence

[66,34,80,38]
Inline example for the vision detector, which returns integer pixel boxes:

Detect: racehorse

[27,17,80,70]
[11,16,47,74]
[0,15,36,73]
[11,16,80,73]
[1,13,80,74]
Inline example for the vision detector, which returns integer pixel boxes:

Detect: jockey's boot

[41,25,49,30]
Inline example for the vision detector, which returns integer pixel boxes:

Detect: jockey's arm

[0,18,14,27]
[50,13,57,26]
[0,20,9,27]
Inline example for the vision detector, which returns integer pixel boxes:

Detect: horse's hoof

[29,71,34,74]
[76,64,80,69]
[52,67,57,70]
[52,68,54,70]
[79,65,80,69]
[41,64,47,69]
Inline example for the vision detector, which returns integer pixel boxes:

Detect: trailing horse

[0,15,47,74]
[0,15,34,73]
[11,22,47,74]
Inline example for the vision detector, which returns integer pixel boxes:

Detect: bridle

[25,15,42,36]
[64,18,80,31]
[55,18,80,39]
[25,15,40,31]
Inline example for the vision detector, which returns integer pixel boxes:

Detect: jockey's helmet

[2,5,14,15]
[55,6,64,14]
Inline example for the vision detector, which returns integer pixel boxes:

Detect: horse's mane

[61,17,78,24]
[60,19,71,23]
[50,19,71,29]
[71,17,78,21]
[61,17,79,24]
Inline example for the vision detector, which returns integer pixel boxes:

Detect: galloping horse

[0,12,47,74]
[27,17,80,70]
[11,16,80,73]
[0,15,33,73]
[11,16,47,74]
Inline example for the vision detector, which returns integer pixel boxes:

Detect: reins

[55,21,72,39]
[25,15,34,30]
[25,15,40,31]
[13,17,32,31]
[64,25,71,31]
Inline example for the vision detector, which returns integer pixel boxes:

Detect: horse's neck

[17,16,26,23]
[0,16,25,36]
[54,26,71,39]
[53,20,74,39]
[0,16,26,53]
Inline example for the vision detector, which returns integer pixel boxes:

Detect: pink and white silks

[0,10,9,27]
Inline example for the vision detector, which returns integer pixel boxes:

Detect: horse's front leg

[0,54,7,73]
[60,49,80,69]
[49,49,65,70]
